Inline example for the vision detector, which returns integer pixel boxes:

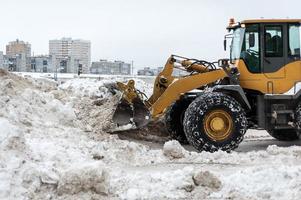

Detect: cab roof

[241,19,301,24]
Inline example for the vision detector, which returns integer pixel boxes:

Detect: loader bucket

[112,97,150,128]
[132,97,150,127]
[112,98,134,126]
[111,79,151,129]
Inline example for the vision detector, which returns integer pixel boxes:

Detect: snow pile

[59,78,114,98]
[59,77,153,98]
[111,166,196,199]
[213,165,301,200]
[0,70,82,199]
[59,78,153,133]
[0,72,163,199]
[1,70,301,200]
[57,162,109,195]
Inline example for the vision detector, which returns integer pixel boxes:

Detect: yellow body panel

[237,60,301,94]
[151,69,226,117]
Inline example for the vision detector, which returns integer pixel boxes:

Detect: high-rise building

[5,39,31,72]
[6,39,31,58]
[49,38,91,73]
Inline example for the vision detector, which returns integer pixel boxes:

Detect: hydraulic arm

[112,55,229,127]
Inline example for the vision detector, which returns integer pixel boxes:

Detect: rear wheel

[268,129,299,141]
[183,92,247,152]
[165,98,191,144]
[268,102,301,141]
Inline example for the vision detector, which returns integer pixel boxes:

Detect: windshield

[230,27,245,62]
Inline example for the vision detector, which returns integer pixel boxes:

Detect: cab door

[262,24,286,78]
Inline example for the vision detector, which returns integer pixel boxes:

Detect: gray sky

[1,0,300,69]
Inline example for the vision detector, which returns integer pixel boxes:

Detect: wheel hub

[204,110,233,141]
[210,117,225,131]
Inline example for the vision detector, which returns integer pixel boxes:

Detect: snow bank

[0,71,157,199]
[2,70,301,199]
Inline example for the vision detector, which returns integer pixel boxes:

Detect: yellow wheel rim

[203,109,233,141]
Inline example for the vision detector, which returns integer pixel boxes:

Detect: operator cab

[225,19,301,76]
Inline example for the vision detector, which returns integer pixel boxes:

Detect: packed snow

[1,69,301,200]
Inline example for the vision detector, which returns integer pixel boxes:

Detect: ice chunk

[193,170,222,190]
[163,140,186,159]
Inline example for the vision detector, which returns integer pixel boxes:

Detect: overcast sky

[1,0,300,69]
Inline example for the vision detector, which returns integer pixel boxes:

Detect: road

[118,129,301,153]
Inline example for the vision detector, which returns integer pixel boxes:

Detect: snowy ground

[1,70,301,200]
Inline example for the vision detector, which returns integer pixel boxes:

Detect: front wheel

[183,92,247,152]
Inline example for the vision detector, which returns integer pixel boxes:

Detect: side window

[264,26,283,57]
[241,24,260,73]
[288,24,301,58]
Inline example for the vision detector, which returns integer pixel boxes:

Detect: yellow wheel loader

[112,19,301,152]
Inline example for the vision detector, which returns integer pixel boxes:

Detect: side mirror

[224,39,227,51]
[249,33,255,48]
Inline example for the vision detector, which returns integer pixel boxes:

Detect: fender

[212,85,251,110]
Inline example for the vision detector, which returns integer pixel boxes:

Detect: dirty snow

[163,140,186,159]
[1,70,301,200]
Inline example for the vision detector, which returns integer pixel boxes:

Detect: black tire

[183,92,247,152]
[268,102,301,141]
[165,98,191,144]
[268,129,299,141]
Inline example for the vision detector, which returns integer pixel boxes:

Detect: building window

[31,63,36,71]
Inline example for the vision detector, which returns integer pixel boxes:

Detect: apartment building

[90,60,131,75]
[5,39,31,71]
[49,38,91,73]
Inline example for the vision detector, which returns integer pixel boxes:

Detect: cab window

[264,26,283,57]
[288,24,301,58]
[241,24,260,73]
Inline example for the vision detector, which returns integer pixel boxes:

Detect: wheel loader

[112,19,301,152]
